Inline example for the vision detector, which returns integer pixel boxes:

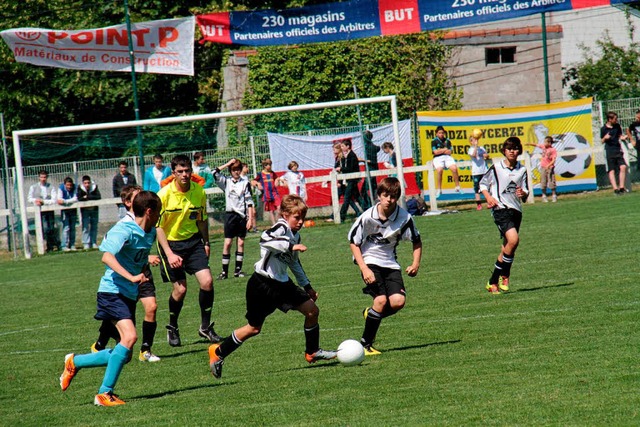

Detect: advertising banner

[417,98,596,200]
[197,0,622,46]
[267,120,419,207]
[1,17,195,75]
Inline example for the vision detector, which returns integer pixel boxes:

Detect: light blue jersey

[99,219,156,300]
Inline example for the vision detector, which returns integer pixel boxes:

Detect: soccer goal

[12,95,405,259]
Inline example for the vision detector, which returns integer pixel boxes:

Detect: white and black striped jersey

[213,169,254,218]
[348,204,421,270]
[479,160,528,212]
[254,219,310,287]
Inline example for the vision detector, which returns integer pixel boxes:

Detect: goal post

[13,95,404,259]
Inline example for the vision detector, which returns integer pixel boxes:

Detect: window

[485,47,516,65]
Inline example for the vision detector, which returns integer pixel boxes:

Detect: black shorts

[159,234,210,283]
[245,272,311,328]
[606,151,627,172]
[362,265,406,298]
[138,266,156,299]
[95,292,137,322]
[492,208,522,238]
[224,212,248,239]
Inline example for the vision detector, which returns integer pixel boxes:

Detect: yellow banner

[417,98,596,199]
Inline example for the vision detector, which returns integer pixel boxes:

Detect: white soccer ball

[337,339,365,366]
[553,132,592,178]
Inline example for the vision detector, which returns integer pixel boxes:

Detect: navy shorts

[492,208,522,238]
[159,234,210,283]
[362,265,406,298]
[245,272,311,328]
[138,266,156,299]
[95,292,137,322]
[224,212,248,239]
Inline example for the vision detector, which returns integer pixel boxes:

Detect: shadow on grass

[160,346,208,359]
[515,282,574,293]
[131,381,232,400]
[386,339,461,353]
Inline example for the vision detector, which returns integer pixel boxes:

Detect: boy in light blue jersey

[59,191,162,407]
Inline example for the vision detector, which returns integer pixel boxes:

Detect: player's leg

[362,295,387,355]
[139,294,159,362]
[435,167,443,196]
[540,168,549,201]
[167,279,187,346]
[619,162,627,192]
[219,237,233,279]
[94,318,137,406]
[296,298,336,363]
[449,162,462,191]
[234,236,246,277]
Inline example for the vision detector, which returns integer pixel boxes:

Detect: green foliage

[242,32,462,134]
[0,192,639,424]
[564,15,640,101]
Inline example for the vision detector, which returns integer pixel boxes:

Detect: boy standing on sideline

[468,136,489,210]
[278,160,308,201]
[208,195,336,379]
[213,158,255,280]
[382,142,397,177]
[91,185,163,363]
[77,175,102,249]
[28,169,60,252]
[143,154,171,193]
[527,136,557,202]
[338,138,363,221]
[193,152,214,188]
[59,191,161,406]
[156,155,221,347]
[480,137,529,294]
[600,111,629,194]
[113,161,137,219]
[348,177,422,356]
[431,125,462,197]
[58,177,78,251]
[253,158,280,225]
[626,109,640,164]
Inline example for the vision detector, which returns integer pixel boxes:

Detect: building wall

[446,30,564,110]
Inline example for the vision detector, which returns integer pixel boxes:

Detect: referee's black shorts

[159,234,209,283]
[224,212,248,239]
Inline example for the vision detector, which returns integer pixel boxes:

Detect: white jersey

[282,170,307,199]
[254,219,310,286]
[479,160,528,212]
[28,182,57,205]
[468,146,488,175]
[213,169,254,218]
[348,204,421,270]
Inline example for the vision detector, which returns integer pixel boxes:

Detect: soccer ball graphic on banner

[553,133,592,178]
[337,339,365,366]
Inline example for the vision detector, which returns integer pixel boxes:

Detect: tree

[240,32,462,136]
[564,16,640,100]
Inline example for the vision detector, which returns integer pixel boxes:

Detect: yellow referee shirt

[156,180,208,241]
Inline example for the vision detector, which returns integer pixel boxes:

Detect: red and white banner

[1,17,195,76]
[267,121,420,207]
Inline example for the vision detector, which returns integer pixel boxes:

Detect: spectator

[77,175,102,249]
[526,136,557,203]
[28,169,60,252]
[193,152,214,188]
[431,125,462,197]
[58,176,78,252]
[113,161,137,219]
[382,142,397,178]
[600,111,629,195]
[468,136,490,210]
[360,130,380,210]
[338,138,362,222]
[143,154,171,193]
[253,158,280,225]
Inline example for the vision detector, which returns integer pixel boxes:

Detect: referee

[156,154,221,346]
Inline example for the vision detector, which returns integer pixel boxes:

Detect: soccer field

[0,192,638,426]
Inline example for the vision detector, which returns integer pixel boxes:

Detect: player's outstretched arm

[350,243,375,284]
[406,240,422,277]
[102,252,149,285]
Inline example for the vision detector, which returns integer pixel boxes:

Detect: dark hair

[377,177,402,199]
[230,159,243,171]
[153,154,163,161]
[436,125,446,133]
[132,190,161,217]
[341,138,352,149]
[381,142,394,150]
[82,175,91,182]
[194,152,205,161]
[63,176,74,185]
[501,137,523,154]
[261,158,272,167]
[119,161,128,167]
[38,169,49,176]
[171,154,192,171]
[606,111,618,120]
[120,184,142,204]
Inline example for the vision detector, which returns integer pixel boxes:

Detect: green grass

[1,192,639,426]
